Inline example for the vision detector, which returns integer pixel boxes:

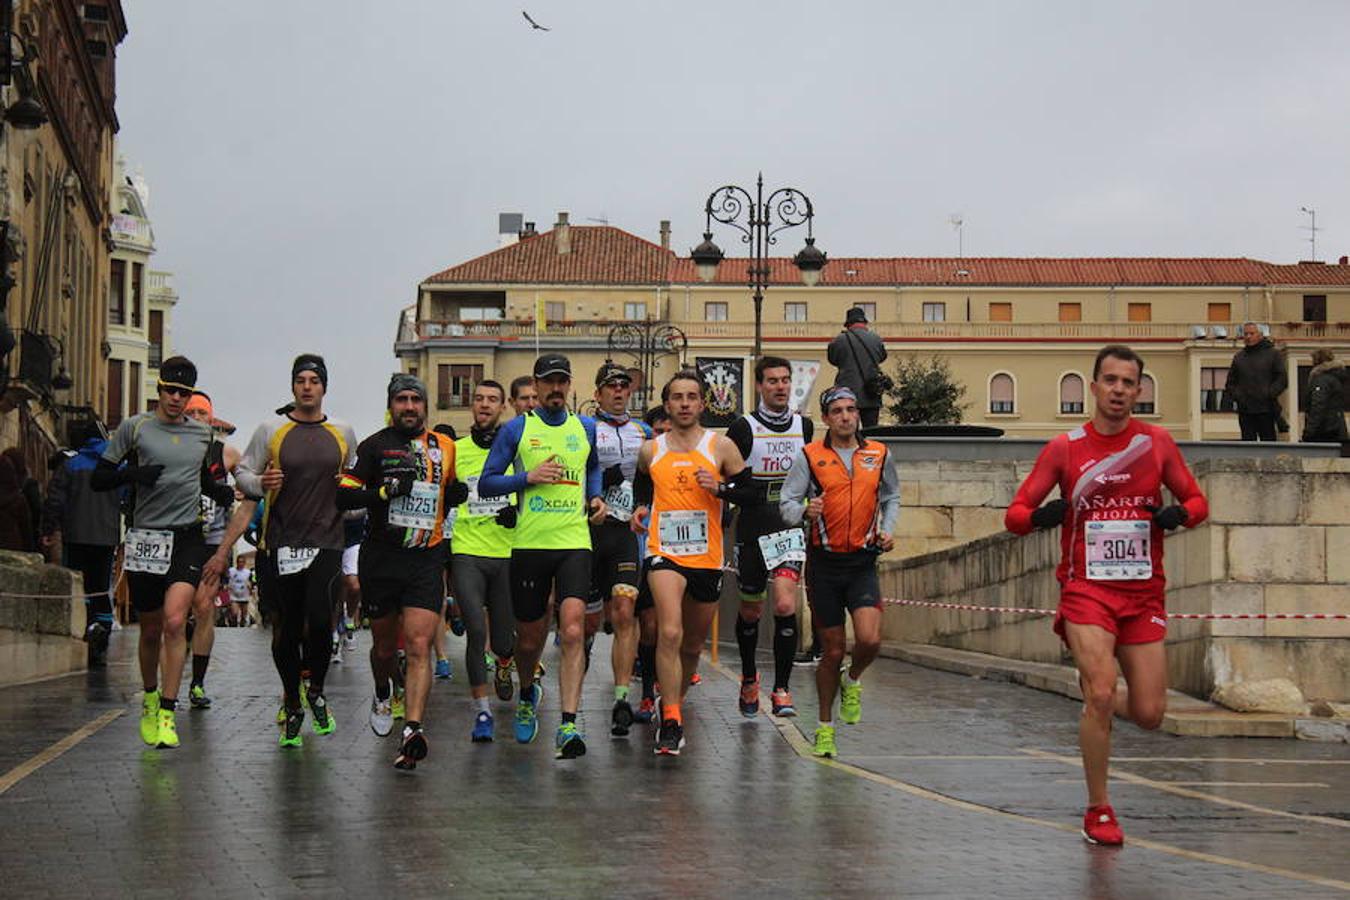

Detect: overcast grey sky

[116,0,1350,439]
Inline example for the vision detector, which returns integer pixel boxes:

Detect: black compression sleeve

[633,469,654,507]
[718,467,763,505]
[90,459,124,492]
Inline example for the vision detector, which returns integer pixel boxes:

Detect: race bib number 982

[125,528,173,575]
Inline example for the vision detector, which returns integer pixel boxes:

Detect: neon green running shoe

[140,690,160,746]
[189,683,211,710]
[391,688,406,721]
[156,708,180,749]
[279,709,304,748]
[813,725,837,758]
[839,678,863,725]
[276,703,287,725]
[309,693,336,735]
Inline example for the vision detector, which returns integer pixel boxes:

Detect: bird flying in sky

[522,10,550,31]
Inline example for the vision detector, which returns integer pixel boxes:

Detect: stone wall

[0,550,86,686]
[881,457,1350,702]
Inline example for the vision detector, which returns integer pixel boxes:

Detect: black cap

[595,362,631,387]
[533,353,572,379]
[845,307,868,325]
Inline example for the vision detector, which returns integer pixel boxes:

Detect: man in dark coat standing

[1223,323,1287,441]
[827,307,888,428]
[1302,348,1348,450]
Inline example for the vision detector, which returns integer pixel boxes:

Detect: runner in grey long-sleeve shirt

[776,385,899,760]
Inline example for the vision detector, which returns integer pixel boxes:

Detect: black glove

[1144,504,1188,531]
[495,506,517,529]
[601,464,624,490]
[1030,497,1069,530]
[381,469,415,499]
[206,481,235,509]
[126,464,164,487]
[445,481,470,507]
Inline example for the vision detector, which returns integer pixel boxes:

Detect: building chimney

[1340,255,1348,266]
[556,211,571,255]
[659,220,671,251]
[520,221,537,239]
[498,212,523,248]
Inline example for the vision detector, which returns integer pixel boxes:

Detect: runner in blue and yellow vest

[448,379,519,743]
[478,353,606,759]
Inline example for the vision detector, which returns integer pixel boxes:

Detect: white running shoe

[344,631,357,652]
[369,695,394,737]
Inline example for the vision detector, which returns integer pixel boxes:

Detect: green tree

[884,355,968,424]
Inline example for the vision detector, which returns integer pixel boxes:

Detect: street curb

[879,641,1348,742]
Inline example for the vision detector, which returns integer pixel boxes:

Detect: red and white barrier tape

[882,598,1350,621]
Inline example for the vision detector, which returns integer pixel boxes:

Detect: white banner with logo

[789,359,822,414]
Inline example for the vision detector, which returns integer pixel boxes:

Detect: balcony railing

[148,343,162,368]
[399,319,1350,344]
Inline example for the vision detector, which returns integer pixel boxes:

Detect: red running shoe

[1082,804,1124,846]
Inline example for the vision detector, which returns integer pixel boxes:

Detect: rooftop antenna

[1299,206,1319,261]
[585,212,610,225]
[949,213,964,259]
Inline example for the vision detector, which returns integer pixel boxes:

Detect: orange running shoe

[738,675,760,717]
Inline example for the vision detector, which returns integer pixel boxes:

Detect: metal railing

[401,319,1350,344]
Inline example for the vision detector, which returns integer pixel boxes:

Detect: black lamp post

[1,13,49,131]
[692,173,826,359]
[606,319,688,413]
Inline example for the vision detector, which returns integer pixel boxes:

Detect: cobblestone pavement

[1,627,1347,898]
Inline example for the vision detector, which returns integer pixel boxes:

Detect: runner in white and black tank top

[724,356,814,718]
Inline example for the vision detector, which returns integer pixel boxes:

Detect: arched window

[1059,373,1084,415]
[1135,374,1156,414]
[989,373,1015,414]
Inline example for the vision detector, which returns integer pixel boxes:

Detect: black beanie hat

[292,353,328,388]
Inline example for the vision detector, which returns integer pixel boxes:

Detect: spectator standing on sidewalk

[40,424,123,665]
[827,307,889,428]
[0,454,35,552]
[1223,323,1286,441]
[1302,348,1348,450]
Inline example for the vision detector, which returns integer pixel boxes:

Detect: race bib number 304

[658,509,709,557]
[125,528,174,575]
[757,528,805,570]
[388,481,440,531]
[1085,520,1152,581]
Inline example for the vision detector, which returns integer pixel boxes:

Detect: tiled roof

[424,226,673,285]
[423,225,1350,288]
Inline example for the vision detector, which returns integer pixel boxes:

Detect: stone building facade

[396,214,1350,440]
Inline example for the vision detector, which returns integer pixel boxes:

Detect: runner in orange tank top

[631,370,757,756]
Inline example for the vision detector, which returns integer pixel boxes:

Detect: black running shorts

[647,556,723,605]
[510,548,593,623]
[806,550,882,629]
[125,527,210,613]
[359,545,445,620]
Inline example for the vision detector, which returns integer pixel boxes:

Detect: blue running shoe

[555,721,587,759]
[434,657,452,680]
[471,710,494,743]
[514,683,542,744]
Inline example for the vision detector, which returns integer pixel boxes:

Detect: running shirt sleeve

[802,417,815,443]
[234,422,272,500]
[1157,429,1208,527]
[101,416,137,464]
[336,435,383,509]
[582,416,602,501]
[877,449,901,534]
[777,448,812,527]
[1005,436,1068,535]
[725,417,754,461]
[477,415,527,498]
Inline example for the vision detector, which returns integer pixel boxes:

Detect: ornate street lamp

[693,174,826,358]
[606,320,688,413]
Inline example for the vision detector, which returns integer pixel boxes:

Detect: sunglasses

[161,386,193,398]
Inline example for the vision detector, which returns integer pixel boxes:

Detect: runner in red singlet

[1006,344,1208,847]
